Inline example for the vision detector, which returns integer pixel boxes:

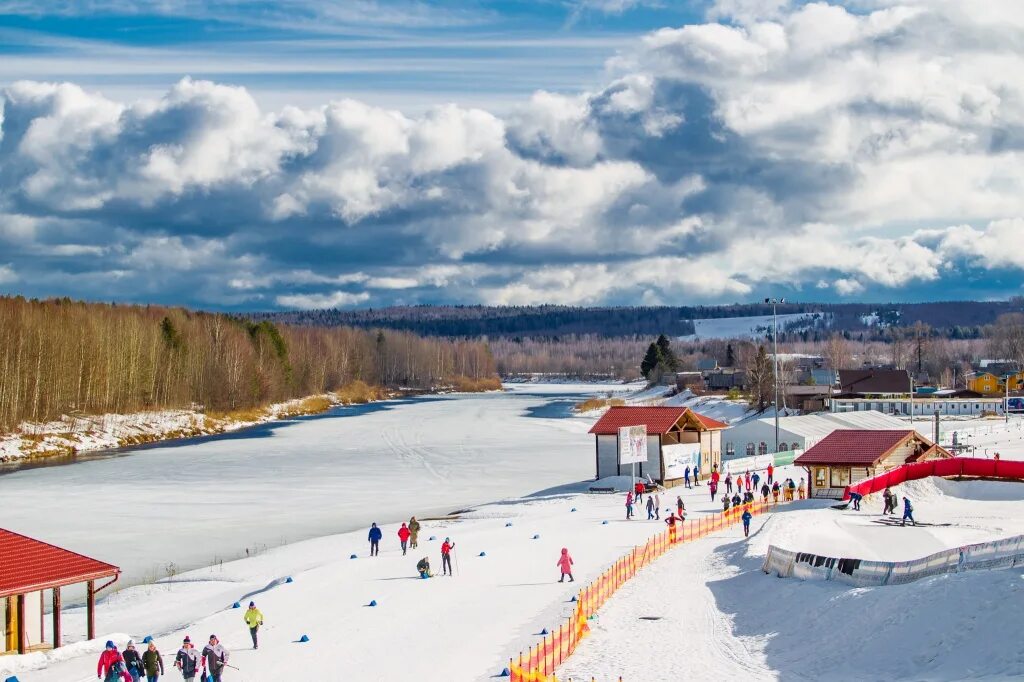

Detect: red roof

[0,529,119,598]
[589,406,727,435]
[794,430,917,466]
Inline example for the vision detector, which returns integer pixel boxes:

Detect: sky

[0,0,1023,311]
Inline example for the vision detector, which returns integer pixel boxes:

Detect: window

[778,442,789,452]
[814,467,827,488]
[746,442,755,457]
[758,442,768,456]
[726,442,735,456]
[830,467,851,488]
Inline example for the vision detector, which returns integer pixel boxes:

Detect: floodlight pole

[766,298,783,453]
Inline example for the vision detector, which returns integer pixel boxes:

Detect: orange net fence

[507,497,782,682]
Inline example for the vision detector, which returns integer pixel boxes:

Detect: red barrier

[846,457,1024,500]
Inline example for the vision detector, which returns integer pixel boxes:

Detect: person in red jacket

[766,464,775,485]
[398,523,411,556]
[441,537,456,576]
[97,640,131,682]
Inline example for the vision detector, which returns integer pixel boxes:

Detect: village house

[795,429,952,499]
[589,406,727,485]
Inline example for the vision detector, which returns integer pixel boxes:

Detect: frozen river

[0,384,623,585]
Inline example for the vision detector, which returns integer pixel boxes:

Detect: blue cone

[500,668,511,677]
[429,536,437,541]
[570,508,577,512]
[602,520,609,525]
[142,635,153,643]
[505,522,513,527]
[285,576,294,583]
[350,554,358,559]
[299,634,310,643]
[540,628,548,635]
[6,676,21,682]
[570,595,577,602]
[369,599,378,607]
[479,551,487,557]
[532,534,540,539]
[232,602,240,609]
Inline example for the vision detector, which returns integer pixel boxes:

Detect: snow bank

[663,390,752,423]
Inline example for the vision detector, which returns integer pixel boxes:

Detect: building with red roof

[588,406,728,484]
[795,429,951,499]
[1,528,119,654]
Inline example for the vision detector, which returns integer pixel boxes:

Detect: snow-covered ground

[560,475,1024,681]
[679,313,824,341]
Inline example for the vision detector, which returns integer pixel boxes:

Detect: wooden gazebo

[1,528,119,654]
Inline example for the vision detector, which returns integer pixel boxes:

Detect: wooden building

[589,406,727,485]
[795,429,951,499]
[1,529,120,654]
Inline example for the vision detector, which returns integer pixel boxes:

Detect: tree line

[0,296,497,431]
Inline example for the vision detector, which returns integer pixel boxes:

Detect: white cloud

[275,290,371,309]
[0,264,18,284]
[833,277,865,296]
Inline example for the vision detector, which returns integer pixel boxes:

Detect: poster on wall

[662,443,701,480]
[618,425,648,464]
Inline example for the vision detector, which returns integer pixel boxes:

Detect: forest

[0,296,497,431]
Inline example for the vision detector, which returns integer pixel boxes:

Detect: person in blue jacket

[741,509,753,537]
[901,497,916,526]
[368,522,383,556]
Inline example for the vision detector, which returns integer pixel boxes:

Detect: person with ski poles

[409,516,421,549]
[742,509,753,537]
[201,635,229,682]
[625,490,634,520]
[97,640,131,682]
[123,640,145,682]
[557,547,575,582]
[398,522,411,555]
[441,537,456,576]
[646,495,656,520]
[902,497,916,526]
[142,640,164,682]
[243,601,263,649]
[368,522,383,556]
[174,636,201,682]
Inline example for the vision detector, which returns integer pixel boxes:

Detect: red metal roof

[589,406,727,435]
[0,529,119,598]
[794,430,916,466]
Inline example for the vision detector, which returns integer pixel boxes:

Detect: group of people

[880,487,916,525]
[415,537,457,577]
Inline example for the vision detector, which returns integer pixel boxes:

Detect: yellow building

[967,372,1000,395]
[1005,371,1024,392]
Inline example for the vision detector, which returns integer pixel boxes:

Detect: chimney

[933,410,940,445]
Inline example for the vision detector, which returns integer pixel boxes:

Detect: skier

[409,516,421,549]
[684,466,692,489]
[97,641,130,682]
[634,479,645,504]
[123,640,144,682]
[142,640,164,682]
[441,537,456,576]
[646,495,656,520]
[760,482,770,503]
[557,547,575,582]
[417,556,432,578]
[709,480,718,502]
[174,636,201,682]
[368,522,383,556]
[676,496,685,519]
[902,497,916,526]
[771,481,780,503]
[849,491,862,511]
[625,490,634,520]
[767,463,774,486]
[742,509,753,537]
[243,601,263,649]
[725,473,733,494]
[201,635,229,682]
[398,523,411,555]
[653,492,661,520]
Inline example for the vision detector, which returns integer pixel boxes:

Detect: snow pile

[663,391,752,423]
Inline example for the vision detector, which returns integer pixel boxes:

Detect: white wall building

[830,397,1004,417]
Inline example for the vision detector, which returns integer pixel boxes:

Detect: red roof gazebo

[1,529,119,654]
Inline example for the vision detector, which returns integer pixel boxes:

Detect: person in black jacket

[123,640,145,682]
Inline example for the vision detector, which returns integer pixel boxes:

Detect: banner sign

[662,442,700,480]
[618,425,648,464]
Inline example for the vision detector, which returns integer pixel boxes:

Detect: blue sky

[1,0,1023,310]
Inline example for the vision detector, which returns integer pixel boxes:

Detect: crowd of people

[97,628,236,682]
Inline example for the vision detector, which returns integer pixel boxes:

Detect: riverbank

[0,377,500,464]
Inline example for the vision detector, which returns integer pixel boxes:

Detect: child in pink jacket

[557,547,575,583]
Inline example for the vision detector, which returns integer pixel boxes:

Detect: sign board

[662,442,700,480]
[618,425,648,464]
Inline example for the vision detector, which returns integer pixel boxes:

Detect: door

[4,596,17,652]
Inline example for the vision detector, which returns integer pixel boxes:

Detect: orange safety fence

[507,496,784,682]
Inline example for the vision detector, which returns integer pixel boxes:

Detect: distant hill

[255,299,1024,340]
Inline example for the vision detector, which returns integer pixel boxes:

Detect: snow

[679,313,823,341]
[663,391,752,424]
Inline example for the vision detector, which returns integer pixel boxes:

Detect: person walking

[709,480,718,502]
[744,471,752,492]
[123,640,145,682]
[684,466,692,489]
[142,641,164,682]
[722,496,730,513]
[441,537,456,576]
[787,478,796,501]
[693,468,701,486]
[742,509,753,537]
[174,636,201,682]
[625,490,634,520]
[676,496,685,519]
[798,478,806,500]
[416,556,432,578]
[767,463,774,486]
[665,512,680,543]
[201,635,229,682]
[725,473,733,494]
[368,522,383,556]
[752,472,760,491]
[760,482,770,503]
[653,492,661,520]
[244,601,263,649]
[772,481,780,503]
[398,523,411,555]
[409,516,421,549]
[902,497,916,526]
[557,547,575,582]
[646,495,656,520]
[97,641,129,682]
[634,480,645,504]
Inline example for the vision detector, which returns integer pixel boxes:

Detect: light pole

[765,297,785,453]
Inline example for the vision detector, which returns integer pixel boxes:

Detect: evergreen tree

[655,334,677,372]
[725,343,735,367]
[641,342,660,379]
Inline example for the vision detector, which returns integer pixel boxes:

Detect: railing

[844,457,1024,500]
[763,533,1024,587]
[508,499,779,682]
